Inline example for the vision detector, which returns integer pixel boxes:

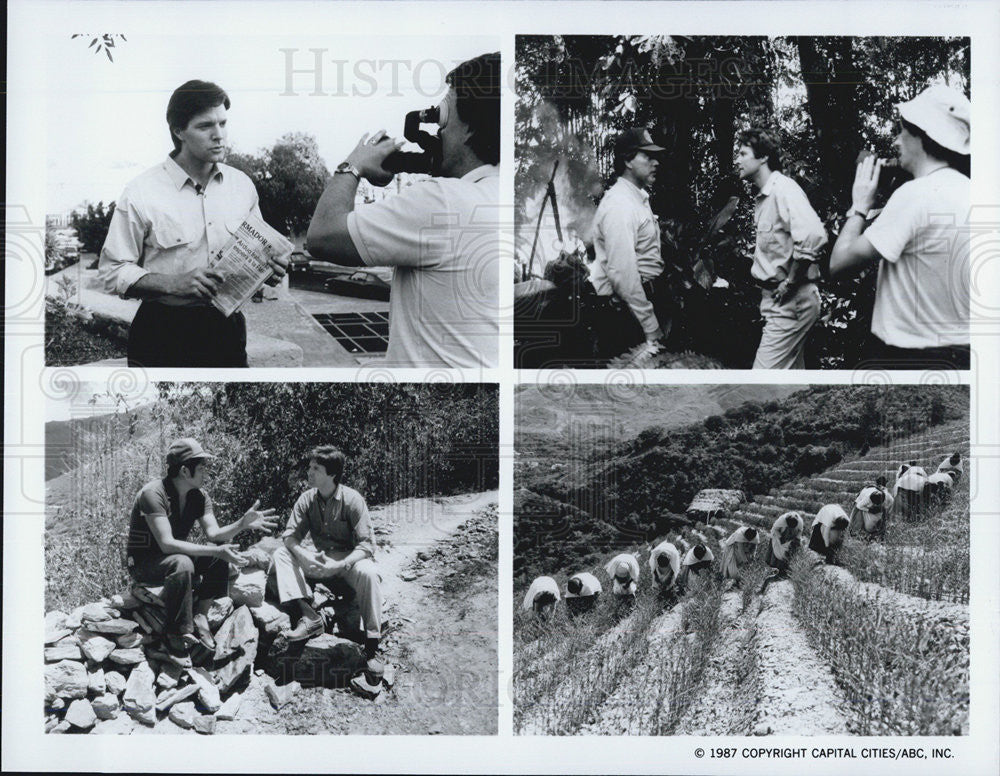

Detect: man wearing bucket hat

[590,127,671,360]
[125,438,279,667]
[831,84,971,369]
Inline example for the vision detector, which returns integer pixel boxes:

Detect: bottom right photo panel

[513,382,969,736]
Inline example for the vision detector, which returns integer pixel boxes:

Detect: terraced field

[514,419,970,736]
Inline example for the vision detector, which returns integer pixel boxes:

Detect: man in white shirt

[831,85,970,369]
[590,128,670,360]
[307,53,500,369]
[99,80,289,367]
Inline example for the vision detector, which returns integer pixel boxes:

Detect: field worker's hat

[898,85,970,154]
[614,560,631,577]
[615,127,666,157]
[167,438,215,467]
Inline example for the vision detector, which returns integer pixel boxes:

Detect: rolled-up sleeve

[346,493,376,558]
[778,181,828,263]
[98,190,151,296]
[281,492,312,544]
[347,180,448,269]
[601,208,660,336]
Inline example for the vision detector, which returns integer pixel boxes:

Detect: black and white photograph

[514,383,969,735]
[43,380,499,734]
[513,36,972,370]
[43,35,500,369]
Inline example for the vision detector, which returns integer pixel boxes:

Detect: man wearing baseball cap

[590,127,670,360]
[831,84,971,369]
[125,437,278,667]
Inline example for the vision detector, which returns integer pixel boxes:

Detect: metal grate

[312,312,390,354]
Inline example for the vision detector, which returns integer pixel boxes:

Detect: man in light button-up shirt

[99,80,288,367]
[737,128,827,369]
[590,128,669,360]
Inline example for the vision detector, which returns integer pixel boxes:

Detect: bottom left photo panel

[43,380,499,735]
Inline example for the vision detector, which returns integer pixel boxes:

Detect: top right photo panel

[513,36,971,371]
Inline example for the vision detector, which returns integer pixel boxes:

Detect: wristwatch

[845,206,869,220]
[335,161,362,182]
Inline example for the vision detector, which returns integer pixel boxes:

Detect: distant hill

[515,384,802,441]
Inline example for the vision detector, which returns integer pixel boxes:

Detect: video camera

[856,149,911,208]
[382,101,450,176]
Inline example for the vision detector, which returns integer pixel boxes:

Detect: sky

[45,379,161,423]
[45,34,497,214]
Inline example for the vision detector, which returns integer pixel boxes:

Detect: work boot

[285,615,324,643]
[164,635,193,668]
[193,613,216,652]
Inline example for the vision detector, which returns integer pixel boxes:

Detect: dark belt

[754,278,782,291]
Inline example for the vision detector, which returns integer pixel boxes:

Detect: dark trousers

[129,553,233,636]
[858,335,970,370]
[594,273,673,360]
[128,302,248,368]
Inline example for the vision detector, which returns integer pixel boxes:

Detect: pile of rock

[45,561,394,733]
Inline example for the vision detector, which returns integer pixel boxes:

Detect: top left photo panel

[44,35,501,369]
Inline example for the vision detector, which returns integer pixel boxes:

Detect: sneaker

[164,635,193,668]
[364,657,384,684]
[284,615,324,643]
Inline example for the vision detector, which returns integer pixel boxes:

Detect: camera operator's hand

[851,153,884,215]
[346,131,405,187]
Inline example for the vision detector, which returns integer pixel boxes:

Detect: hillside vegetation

[515,385,966,584]
[514,400,969,736]
[46,384,498,612]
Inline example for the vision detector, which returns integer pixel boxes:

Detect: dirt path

[91,491,498,735]
[577,602,689,735]
[752,579,849,735]
[674,592,755,735]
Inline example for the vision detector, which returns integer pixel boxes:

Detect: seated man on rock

[271,446,384,677]
[126,437,279,668]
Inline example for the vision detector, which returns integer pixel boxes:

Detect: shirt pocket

[149,215,196,250]
[327,515,354,547]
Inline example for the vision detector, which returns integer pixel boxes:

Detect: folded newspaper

[209,211,294,317]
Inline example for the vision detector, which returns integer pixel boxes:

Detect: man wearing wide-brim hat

[125,437,279,667]
[831,84,971,369]
[590,128,671,361]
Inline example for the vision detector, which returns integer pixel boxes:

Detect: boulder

[168,701,196,729]
[109,648,146,666]
[249,602,291,636]
[156,662,182,690]
[206,597,234,631]
[45,660,88,701]
[186,667,221,713]
[214,606,255,661]
[65,698,97,730]
[264,679,300,709]
[78,631,117,663]
[230,569,267,608]
[111,592,142,610]
[86,618,140,636]
[45,643,83,662]
[213,610,259,694]
[295,634,364,688]
[115,632,143,649]
[105,671,127,696]
[243,540,278,570]
[44,611,71,644]
[50,720,72,734]
[193,715,217,735]
[123,661,156,726]
[88,667,106,696]
[49,697,66,712]
[92,693,120,721]
[216,691,243,721]
[80,602,114,623]
[45,716,60,733]
[156,683,199,712]
[64,607,85,630]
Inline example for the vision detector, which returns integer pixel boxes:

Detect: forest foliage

[515,35,970,367]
